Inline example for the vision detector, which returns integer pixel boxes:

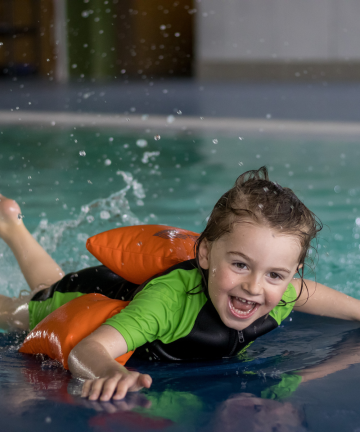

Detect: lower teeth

[230,299,255,315]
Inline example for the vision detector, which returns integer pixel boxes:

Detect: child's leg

[0,195,65,331]
[0,194,65,291]
[0,293,32,331]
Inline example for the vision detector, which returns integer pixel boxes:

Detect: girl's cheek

[267,288,288,306]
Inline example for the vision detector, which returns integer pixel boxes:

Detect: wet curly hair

[194,166,323,303]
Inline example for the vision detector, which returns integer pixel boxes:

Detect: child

[1,167,360,402]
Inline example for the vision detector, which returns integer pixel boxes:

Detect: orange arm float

[19,294,134,369]
[86,224,199,284]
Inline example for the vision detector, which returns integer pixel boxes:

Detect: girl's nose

[242,278,262,296]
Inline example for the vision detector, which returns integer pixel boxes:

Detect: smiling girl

[1,167,360,402]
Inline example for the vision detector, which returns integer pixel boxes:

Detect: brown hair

[194,166,322,303]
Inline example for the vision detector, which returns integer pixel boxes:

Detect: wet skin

[198,221,301,332]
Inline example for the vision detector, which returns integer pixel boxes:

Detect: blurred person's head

[210,393,306,432]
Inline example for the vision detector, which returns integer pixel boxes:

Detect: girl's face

[198,221,301,331]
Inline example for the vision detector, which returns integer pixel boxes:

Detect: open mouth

[228,296,259,319]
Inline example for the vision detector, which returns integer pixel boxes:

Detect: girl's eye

[234,262,247,270]
[269,272,281,280]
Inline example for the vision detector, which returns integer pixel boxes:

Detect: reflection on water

[0,313,359,432]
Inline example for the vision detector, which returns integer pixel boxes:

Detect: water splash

[0,171,145,296]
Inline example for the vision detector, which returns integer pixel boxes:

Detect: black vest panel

[31,265,138,302]
[134,299,278,362]
[131,260,279,362]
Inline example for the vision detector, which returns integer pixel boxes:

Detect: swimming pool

[1,119,360,431]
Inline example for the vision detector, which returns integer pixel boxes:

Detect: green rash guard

[103,266,296,353]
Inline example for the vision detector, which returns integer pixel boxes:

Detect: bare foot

[0,194,24,242]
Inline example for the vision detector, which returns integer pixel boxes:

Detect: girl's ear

[295,263,303,276]
[198,239,210,269]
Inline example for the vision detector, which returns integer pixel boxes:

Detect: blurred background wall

[0,0,359,82]
[196,0,360,81]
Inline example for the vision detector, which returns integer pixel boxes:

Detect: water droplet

[212,139,218,144]
[45,417,52,424]
[79,150,86,156]
[258,204,263,209]
[104,159,111,166]
[266,113,272,119]
[239,137,243,140]
[167,115,175,123]
[72,64,77,69]
[141,114,149,120]
[109,137,114,142]
[154,135,161,141]
[141,151,160,164]
[136,139,148,148]
[334,185,341,193]
[137,241,143,246]
[17,213,24,220]
[100,210,111,220]
[86,215,94,223]
[160,25,166,30]
[130,107,136,112]
[175,32,180,37]
[176,110,182,115]
[263,187,269,192]
[238,162,243,166]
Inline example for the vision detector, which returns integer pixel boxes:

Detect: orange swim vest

[20,225,199,369]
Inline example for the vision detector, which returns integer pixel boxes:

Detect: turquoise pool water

[1,124,360,431]
[1,126,360,297]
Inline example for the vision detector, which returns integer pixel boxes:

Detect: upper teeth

[236,296,255,305]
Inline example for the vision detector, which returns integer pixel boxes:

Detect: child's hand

[81,368,152,401]
[68,326,152,401]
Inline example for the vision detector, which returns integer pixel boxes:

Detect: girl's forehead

[215,222,302,259]
[223,221,300,241]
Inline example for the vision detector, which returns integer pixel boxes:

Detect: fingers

[100,375,129,401]
[112,373,152,400]
[89,378,108,401]
[112,372,142,400]
[81,379,93,398]
[81,373,152,402]
[140,374,152,389]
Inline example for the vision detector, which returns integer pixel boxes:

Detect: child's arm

[292,278,360,321]
[67,325,152,401]
[298,348,360,383]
